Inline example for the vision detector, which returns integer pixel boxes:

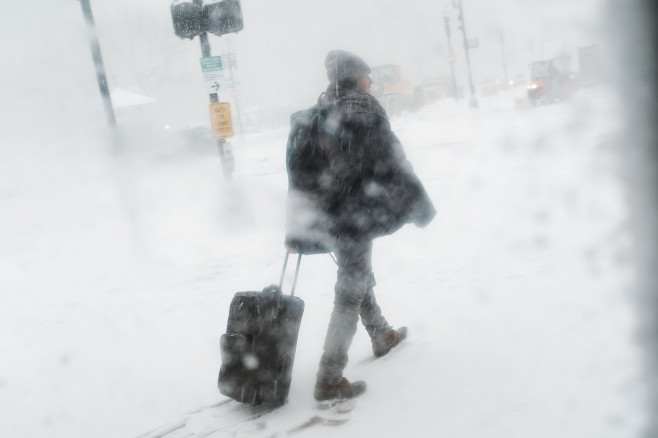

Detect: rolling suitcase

[218,252,305,406]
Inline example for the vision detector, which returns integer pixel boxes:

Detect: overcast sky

[0,0,609,123]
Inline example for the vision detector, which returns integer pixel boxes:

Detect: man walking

[285,50,436,401]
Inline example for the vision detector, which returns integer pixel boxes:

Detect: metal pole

[194,0,234,177]
[291,254,302,297]
[443,16,459,101]
[79,0,116,127]
[279,251,289,289]
[457,0,479,108]
[199,32,215,99]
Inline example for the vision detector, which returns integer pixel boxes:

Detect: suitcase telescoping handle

[279,252,302,297]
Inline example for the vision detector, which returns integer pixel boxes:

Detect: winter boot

[314,377,367,401]
[372,326,408,358]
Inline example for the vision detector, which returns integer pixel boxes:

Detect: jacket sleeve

[366,115,437,230]
[335,98,436,237]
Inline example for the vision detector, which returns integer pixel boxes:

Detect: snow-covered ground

[0,85,648,437]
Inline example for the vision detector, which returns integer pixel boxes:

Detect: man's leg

[315,239,371,399]
[358,270,409,358]
[360,274,407,357]
[359,273,392,339]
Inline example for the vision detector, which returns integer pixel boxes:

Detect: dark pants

[317,238,391,384]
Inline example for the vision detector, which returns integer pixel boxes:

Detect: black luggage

[218,253,305,406]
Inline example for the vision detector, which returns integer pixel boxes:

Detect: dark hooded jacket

[285,62,435,253]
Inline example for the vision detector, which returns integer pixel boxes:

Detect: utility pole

[456,0,479,108]
[79,0,116,127]
[443,15,459,101]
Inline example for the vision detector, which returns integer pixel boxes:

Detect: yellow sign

[209,102,233,138]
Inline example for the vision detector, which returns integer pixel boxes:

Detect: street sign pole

[80,0,116,127]
[194,0,234,178]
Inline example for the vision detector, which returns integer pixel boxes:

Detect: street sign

[201,56,225,95]
[201,55,223,71]
[209,102,233,138]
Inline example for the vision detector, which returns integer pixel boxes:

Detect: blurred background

[0,0,620,137]
[0,0,656,437]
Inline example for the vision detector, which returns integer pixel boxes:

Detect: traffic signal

[171,0,243,40]
[171,2,204,39]
[204,0,243,37]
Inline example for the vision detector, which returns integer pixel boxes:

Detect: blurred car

[527,56,580,105]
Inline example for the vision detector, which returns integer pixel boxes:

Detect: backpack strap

[317,92,327,106]
[312,98,353,185]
